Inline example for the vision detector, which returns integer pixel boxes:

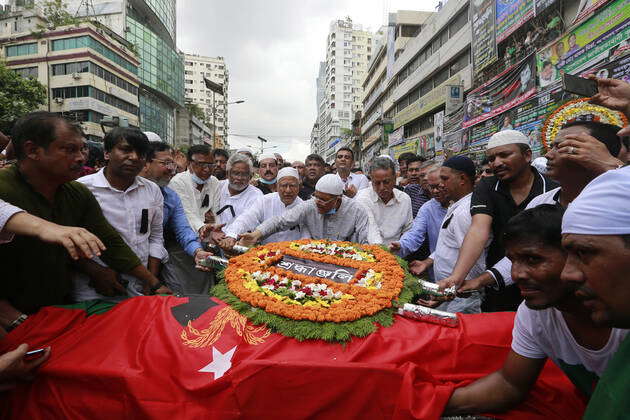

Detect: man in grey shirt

[239,174,370,245]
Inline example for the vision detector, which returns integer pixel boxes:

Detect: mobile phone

[562,73,598,97]
[25,348,47,360]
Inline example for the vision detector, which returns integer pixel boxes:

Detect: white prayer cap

[378,154,394,162]
[277,167,299,181]
[532,157,548,174]
[315,174,344,196]
[237,147,253,155]
[258,153,277,163]
[562,166,630,235]
[143,131,162,142]
[486,129,530,150]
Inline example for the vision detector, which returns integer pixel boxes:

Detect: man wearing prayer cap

[413,156,487,313]
[239,173,370,245]
[439,129,557,312]
[253,154,278,194]
[459,120,626,297]
[220,167,309,248]
[236,147,254,162]
[560,166,630,419]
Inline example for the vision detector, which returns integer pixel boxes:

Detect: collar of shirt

[90,168,143,193]
[494,167,550,204]
[367,186,403,206]
[448,192,472,214]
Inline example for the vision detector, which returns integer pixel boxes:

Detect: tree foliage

[30,0,81,36]
[0,61,47,126]
[185,103,207,123]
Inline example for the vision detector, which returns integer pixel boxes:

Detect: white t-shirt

[512,302,628,395]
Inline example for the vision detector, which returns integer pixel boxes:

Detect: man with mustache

[334,147,369,198]
[439,130,557,312]
[444,204,627,415]
[212,148,229,181]
[299,154,325,200]
[560,166,630,419]
[73,128,172,301]
[254,154,279,194]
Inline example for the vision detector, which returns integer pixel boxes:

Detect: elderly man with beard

[215,153,263,230]
[168,144,221,234]
[560,166,630,419]
[239,174,370,245]
[458,121,625,296]
[73,128,172,302]
[220,167,309,248]
[440,130,557,312]
[443,204,627,416]
[140,141,214,294]
[253,154,279,194]
[356,157,412,246]
[299,154,325,200]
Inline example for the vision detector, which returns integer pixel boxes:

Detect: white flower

[261,284,274,290]
[294,291,305,299]
[291,280,302,287]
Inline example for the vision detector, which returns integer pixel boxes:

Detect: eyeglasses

[154,159,177,168]
[230,171,250,179]
[192,160,216,169]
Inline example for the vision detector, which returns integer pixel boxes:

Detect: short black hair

[407,155,425,166]
[542,60,552,69]
[398,152,416,164]
[187,144,212,161]
[213,148,229,160]
[517,143,531,154]
[86,141,104,167]
[305,153,325,167]
[103,127,150,159]
[146,141,172,161]
[336,147,354,160]
[481,157,489,165]
[561,120,622,158]
[504,204,565,249]
[11,111,82,160]
[351,167,363,173]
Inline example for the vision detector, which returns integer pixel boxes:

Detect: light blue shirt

[398,198,447,258]
[161,186,202,257]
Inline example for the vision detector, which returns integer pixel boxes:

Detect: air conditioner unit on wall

[54,97,64,104]
[72,72,81,80]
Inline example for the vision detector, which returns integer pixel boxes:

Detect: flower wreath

[211,240,421,343]
[541,98,629,149]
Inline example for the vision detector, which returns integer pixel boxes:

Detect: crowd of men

[0,76,629,416]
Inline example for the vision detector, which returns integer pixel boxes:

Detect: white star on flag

[198,346,237,379]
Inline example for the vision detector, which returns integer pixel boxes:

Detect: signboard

[362,132,381,151]
[328,137,341,149]
[471,0,498,74]
[443,129,469,154]
[573,0,610,25]
[580,53,630,83]
[276,256,356,284]
[434,111,444,154]
[445,84,464,115]
[388,126,404,147]
[496,0,535,43]
[464,54,537,128]
[390,139,419,160]
[536,0,630,86]
[535,0,556,14]
[386,23,396,81]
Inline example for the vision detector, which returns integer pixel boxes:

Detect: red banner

[0,296,585,419]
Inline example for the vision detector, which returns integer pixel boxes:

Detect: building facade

[0,4,140,141]
[174,106,213,148]
[182,54,229,148]
[315,17,374,163]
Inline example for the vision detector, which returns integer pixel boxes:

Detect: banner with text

[391,139,419,160]
[536,0,630,87]
[496,0,536,43]
[573,0,611,25]
[464,54,537,128]
[471,0,498,75]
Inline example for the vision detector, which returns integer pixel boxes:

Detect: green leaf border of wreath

[210,247,423,343]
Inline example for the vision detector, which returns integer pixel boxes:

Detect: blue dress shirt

[161,186,202,257]
[398,198,447,258]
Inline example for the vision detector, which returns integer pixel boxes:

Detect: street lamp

[204,78,245,148]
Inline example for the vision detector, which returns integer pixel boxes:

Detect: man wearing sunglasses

[238,174,370,246]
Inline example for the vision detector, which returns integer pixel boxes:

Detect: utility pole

[257,136,268,155]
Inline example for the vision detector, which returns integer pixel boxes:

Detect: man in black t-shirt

[438,130,557,311]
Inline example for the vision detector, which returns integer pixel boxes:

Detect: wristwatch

[6,314,28,332]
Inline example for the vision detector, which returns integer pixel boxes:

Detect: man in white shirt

[168,144,221,233]
[74,128,171,301]
[216,153,263,229]
[414,156,487,313]
[334,147,369,198]
[356,157,412,245]
[220,167,309,248]
[444,204,627,415]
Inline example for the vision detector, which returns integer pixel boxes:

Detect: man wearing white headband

[220,167,309,247]
[253,154,278,194]
[239,174,370,245]
[215,153,263,229]
[560,166,630,419]
[440,129,557,312]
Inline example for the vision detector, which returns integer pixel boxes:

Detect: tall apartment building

[315,17,374,162]
[359,1,471,164]
[183,54,229,147]
[0,3,140,141]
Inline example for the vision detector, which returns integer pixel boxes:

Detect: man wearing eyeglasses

[168,144,221,234]
[141,141,214,295]
[238,174,370,245]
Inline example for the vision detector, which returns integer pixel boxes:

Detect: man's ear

[23,140,42,161]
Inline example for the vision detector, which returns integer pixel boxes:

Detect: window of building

[186,61,193,66]
[52,85,138,115]
[449,8,469,36]
[185,70,193,75]
[185,79,193,84]
[13,66,38,78]
[50,36,137,75]
[5,42,37,57]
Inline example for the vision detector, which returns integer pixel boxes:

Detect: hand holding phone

[563,73,598,97]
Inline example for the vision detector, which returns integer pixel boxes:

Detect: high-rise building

[182,54,229,147]
[315,17,374,162]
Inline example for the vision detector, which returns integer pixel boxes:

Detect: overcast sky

[176,0,439,161]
